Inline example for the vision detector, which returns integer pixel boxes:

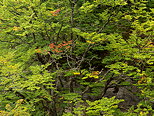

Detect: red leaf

[49,43,55,49]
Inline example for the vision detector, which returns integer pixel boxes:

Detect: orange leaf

[35,49,42,53]
[66,46,71,49]
[49,43,55,49]
[50,9,60,16]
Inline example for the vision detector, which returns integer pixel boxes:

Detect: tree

[0,0,153,115]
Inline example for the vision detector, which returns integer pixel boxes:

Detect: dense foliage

[0,0,154,115]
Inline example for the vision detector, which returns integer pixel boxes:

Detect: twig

[97,14,112,33]
[66,54,72,68]
[76,44,93,69]
[98,69,111,82]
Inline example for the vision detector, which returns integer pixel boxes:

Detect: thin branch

[98,69,111,82]
[66,54,72,68]
[76,44,93,69]
[81,86,90,96]
[97,14,112,33]
[101,75,114,97]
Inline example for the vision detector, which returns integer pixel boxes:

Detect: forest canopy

[0,0,154,115]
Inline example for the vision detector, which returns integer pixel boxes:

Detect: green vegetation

[0,0,154,115]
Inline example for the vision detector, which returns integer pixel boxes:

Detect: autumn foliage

[50,9,61,16]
